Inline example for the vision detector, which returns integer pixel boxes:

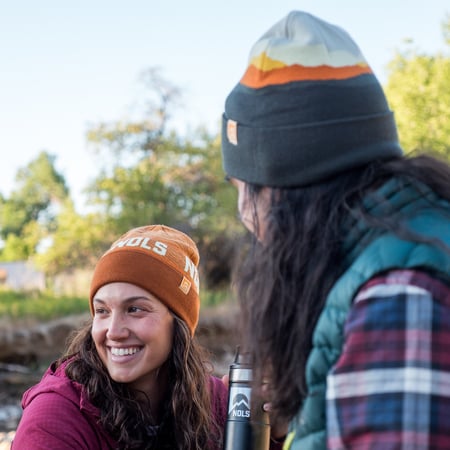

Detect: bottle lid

[229,346,252,382]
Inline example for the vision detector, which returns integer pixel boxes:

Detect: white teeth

[111,347,140,356]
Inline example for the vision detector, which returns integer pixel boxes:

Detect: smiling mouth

[110,347,142,356]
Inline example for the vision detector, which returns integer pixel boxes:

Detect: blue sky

[1,0,448,211]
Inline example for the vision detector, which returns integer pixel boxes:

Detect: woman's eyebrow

[92,296,151,304]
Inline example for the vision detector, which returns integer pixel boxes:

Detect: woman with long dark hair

[12,225,226,449]
[221,10,450,450]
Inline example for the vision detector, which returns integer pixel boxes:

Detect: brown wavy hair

[233,154,450,426]
[58,315,222,449]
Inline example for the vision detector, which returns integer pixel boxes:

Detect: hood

[22,360,99,420]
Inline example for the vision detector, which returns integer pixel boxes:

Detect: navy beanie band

[221,11,403,187]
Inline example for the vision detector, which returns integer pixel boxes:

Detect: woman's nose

[106,313,130,340]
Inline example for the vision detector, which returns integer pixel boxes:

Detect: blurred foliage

[33,199,115,275]
[0,288,232,321]
[0,289,87,320]
[0,151,69,261]
[85,68,240,241]
[200,288,233,307]
[0,68,241,289]
[384,16,450,159]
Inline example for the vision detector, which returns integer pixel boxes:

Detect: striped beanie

[90,225,200,335]
[221,11,403,187]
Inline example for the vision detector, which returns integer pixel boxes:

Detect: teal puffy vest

[286,180,450,450]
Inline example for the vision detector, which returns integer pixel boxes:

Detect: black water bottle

[223,347,270,450]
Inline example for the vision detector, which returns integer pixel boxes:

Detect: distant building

[0,261,46,291]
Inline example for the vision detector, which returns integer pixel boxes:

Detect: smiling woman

[11,225,227,450]
[91,283,175,401]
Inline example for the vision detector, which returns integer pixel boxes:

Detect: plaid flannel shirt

[326,269,450,449]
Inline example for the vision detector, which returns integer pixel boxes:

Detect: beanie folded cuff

[222,111,402,187]
[90,251,200,334]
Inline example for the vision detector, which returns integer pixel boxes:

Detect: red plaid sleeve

[326,269,450,450]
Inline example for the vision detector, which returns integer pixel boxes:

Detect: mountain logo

[229,392,251,418]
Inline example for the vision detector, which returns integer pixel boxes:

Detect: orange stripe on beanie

[89,225,200,335]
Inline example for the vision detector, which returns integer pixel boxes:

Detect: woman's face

[91,282,174,395]
[230,177,272,240]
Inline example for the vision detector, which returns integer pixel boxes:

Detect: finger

[263,402,272,412]
[221,374,229,388]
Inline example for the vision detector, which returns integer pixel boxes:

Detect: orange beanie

[89,225,200,335]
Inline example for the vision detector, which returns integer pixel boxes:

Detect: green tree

[34,199,113,275]
[86,68,239,241]
[1,225,35,261]
[0,151,69,260]
[384,16,450,158]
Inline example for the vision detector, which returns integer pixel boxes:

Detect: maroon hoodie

[12,361,228,449]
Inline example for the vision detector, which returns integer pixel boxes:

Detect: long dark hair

[234,154,450,425]
[59,315,221,449]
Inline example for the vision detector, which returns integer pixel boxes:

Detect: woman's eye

[128,306,143,313]
[94,308,106,315]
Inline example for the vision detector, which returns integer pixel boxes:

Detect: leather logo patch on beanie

[89,225,201,335]
[179,276,192,295]
[227,119,238,146]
